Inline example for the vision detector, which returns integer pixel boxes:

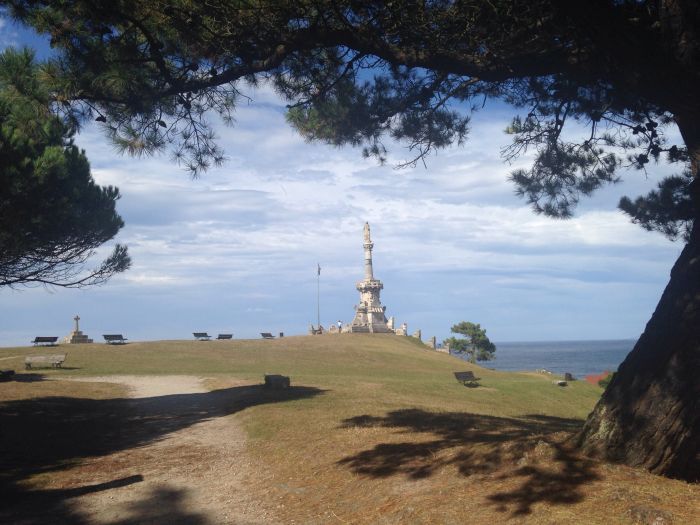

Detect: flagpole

[316,263,321,330]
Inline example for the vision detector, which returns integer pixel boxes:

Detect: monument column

[363,222,374,281]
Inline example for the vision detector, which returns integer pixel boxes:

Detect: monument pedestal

[64,330,93,344]
[64,315,93,344]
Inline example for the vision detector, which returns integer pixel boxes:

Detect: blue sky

[0,15,684,346]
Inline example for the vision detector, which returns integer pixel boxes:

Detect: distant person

[337,320,342,333]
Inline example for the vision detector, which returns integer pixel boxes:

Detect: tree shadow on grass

[109,486,209,525]
[5,481,211,525]
[23,366,82,371]
[2,371,80,384]
[1,372,46,382]
[0,384,323,524]
[338,409,598,517]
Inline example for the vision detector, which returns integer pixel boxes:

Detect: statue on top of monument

[363,222,371,243]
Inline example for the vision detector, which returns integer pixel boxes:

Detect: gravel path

[61,375,273,524]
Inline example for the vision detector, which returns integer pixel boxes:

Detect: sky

[0,15,685,346]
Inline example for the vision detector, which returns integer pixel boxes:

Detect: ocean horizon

[453,338,637,379]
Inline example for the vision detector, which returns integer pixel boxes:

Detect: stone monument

[349,222,392,333]
[63,315,93,344]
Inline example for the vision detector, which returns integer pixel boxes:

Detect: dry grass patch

[201,337,696,524]
[0,374,128,402]
[241,406,697,524]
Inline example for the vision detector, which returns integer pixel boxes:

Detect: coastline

[451,338,635,379]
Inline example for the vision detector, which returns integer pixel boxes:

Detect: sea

[459,339,637,379]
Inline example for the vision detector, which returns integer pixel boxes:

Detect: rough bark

[578,118,700,481]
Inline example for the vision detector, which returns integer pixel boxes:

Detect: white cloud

[0,84,683,346]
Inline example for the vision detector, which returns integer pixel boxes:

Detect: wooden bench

[25,354,66,369]
[260,332,275,339]
[193,332,212,341]
[31,336,58,346]
[454,371,479,387]
[216,334,233,340]
[0,369,15,382]
[103,334,128,344]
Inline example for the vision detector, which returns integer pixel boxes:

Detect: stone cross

[73,315,80,332]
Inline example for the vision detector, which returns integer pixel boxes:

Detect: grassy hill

[1,335,696,524]
[0,334,600,416]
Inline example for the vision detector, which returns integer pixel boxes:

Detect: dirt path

[59,375,274,524]
[67,375,208,398]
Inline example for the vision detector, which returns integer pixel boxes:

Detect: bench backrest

[32,336,58,343]
[26,354,66,363]
[217,334,233,339]
[454,371,476,382]
[103,334,125,339]
[193,332,210,337]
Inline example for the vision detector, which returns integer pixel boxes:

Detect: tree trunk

[578,117,700,482]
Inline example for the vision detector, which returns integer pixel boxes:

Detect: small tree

[444,322,496,363]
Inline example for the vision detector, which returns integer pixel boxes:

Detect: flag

[317,263,321,276]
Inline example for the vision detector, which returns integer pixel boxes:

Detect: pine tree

[0,48,129,287]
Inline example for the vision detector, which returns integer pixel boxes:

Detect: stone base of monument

[264,374,290,389]
[63,331,93,344]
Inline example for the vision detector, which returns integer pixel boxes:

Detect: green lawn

[0,334,602,420]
